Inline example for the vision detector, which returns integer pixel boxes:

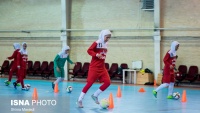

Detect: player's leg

[153,74,170,98]
[77,69,97,108]
[153,67,171,98]
[92,70,110,104]
[11,65,21,86]
[52,68,62,89]
[153,83,169,98]
[60,68,64,82]
[13,68,21,89]
[20,68,26,90]
[167,74,175,99]
[5,65,16,86]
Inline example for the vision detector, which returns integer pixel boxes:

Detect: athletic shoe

[167,95,173,99]
[4,80,10,86]
[21,86,29,91]
[76,100,83,108]
[91,95,100,104]
[52,82,55,90]
[21,87,27,91]
[13,82,17,89]
[17,83,21,86]
[152,90,157,98]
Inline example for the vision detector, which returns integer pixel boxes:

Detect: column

[61,0,72,80]
[154,0,161,80]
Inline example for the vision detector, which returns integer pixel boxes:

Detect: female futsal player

[52,45,76,89]
[4,43,20,86]
[77,29,112,108]
[153,41,180,99]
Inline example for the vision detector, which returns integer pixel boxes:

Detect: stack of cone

[117,86,122,98]
[108,93,114,109]
[154,79,157,86]
[181,90,187,102]
[54,83,59,93]
[138,88,145,92]
[32,88,38,100]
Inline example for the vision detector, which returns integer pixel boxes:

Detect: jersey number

[98,43,102,48]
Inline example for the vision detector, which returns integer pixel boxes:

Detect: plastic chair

[68,62,82,80]
[184,66,199,83]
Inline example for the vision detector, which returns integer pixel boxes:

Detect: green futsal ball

[100,99,109,109]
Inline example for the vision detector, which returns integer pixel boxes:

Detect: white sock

[54,77,63,84]
[168,82,174,96]
[78,92,85,101]
[155,83,169,92]
[93,89,103,97]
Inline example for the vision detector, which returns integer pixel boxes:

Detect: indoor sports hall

[0,0,200,113]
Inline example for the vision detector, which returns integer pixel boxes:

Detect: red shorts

[162,66,175,83]
[87,68,110,83]
[162,74,175,83]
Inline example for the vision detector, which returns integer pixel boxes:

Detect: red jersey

[17,52,28,69]
[163,51,176,76]
[7,49,20,65]
[87,42,107,69]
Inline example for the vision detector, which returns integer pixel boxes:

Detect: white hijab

[96,29,112,48]
[58,45,70,58]
[168,41,179,57]
[19,42,28,55]
[13,43,20,50]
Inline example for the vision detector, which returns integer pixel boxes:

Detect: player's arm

[163,53,173,69]
[54,55,61,72]
[7,50,17,60]
[87,42,103,59]
[66,56,74,64]
[53,55,60,68]
[87,42,97,57]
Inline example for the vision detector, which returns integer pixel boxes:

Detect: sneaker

[52,82,55,90]
[76,100,83,108]
[4,80,10,86]
[91,95,100,104]
[167,95,173,99]
[21,87,26,91]
[152,90,157,98]
[13,82,17,89]
[21,86,29,91]
[17,83,21,86]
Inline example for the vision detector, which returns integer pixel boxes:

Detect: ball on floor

[100,99,109,109]
[66,86,73,93]
[173,92,181,100]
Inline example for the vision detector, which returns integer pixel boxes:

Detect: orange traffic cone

[108,93,114,109]
[138,88,145,92]
[117,86,122,97]
[54,83,59,93]
[154,79,157,86]
[32,88,38,100]
[181,90,187,102]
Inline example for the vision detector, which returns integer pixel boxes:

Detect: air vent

[142,0,154,11]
